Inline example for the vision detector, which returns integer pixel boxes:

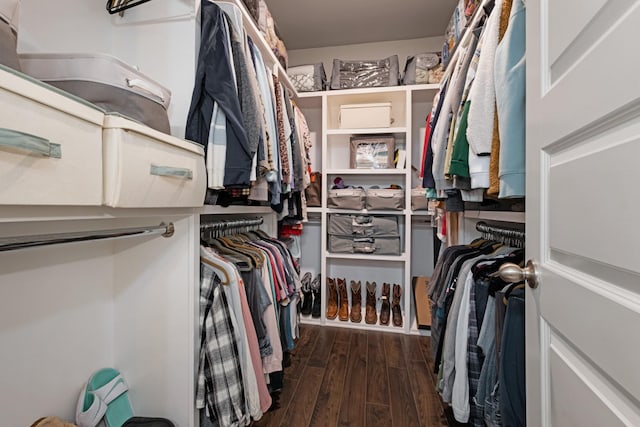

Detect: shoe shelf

[320,316,407,335]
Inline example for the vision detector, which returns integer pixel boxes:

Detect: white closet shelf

[411,210,434,216]
[322,315,407,334]
[325,169,407,175]
[463,210,525,223]
[199,205,274,215]
[306,207,323,214]
[221,0,298,97]
[326,127,407,135]
[325,252,407,262]
[327,208,407,215]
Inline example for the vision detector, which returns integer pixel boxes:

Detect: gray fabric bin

[287,63,327,92]
[0,18,19,71]
[411,188,429,210]
[402,53,440,85]
[328,214,399,237]
[365,188,405,211]
[328,235,401,255]
[330,55,399,90]
[19,53,172,134]
[327,188,366,210]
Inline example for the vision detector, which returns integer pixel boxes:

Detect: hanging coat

[185,1,252,188]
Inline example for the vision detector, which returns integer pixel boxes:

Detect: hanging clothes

[427,230,525,426]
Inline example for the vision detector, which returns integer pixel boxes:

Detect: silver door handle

[499,260,539,289]
[0,128,62,159]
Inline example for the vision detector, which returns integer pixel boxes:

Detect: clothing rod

[476,221,525,241]
[0,222,174,252]
[200,217,264,230]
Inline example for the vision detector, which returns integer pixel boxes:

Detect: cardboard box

[412,276,432,330]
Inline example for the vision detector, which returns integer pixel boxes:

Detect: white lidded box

[102,114,206,208]
[339,102,392,129]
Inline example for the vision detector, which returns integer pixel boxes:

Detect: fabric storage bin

[0,0,20,71]
[330,55,399,90]
[288,63,327,92]
[329,235,401,255]
[0,64,105,206]
[350,135,395,168]
[328,214,399,237]
[411,188,429,210]
[19,52,172,134]
[402,53,441,85]
[102,114,206,208]
[327,187,365,210]
[340,103,392,129]
[365,188,405,210]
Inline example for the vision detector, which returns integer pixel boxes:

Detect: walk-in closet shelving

[296,84,439,335]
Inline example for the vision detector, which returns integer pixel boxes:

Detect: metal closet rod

[200,217,264,236]
[0,222,174,252]
[476,221,525,241]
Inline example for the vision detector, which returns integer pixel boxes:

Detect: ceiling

[265,0,460,50]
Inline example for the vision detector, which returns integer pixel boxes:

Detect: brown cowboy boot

[392,284,403,327]
[337,278,349,321]
[350,280,362,323]
[326,277,338,319]
[380,283,391,325]
[365,281,378,324]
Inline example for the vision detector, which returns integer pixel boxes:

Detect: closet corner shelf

[407,83,441,92]
[325,168,407,175]
[326,127,408,135]
[327,208,407,216]
[306,207,323,214]
[199,205,274,215]
[463,210,525,224]
[325,252,407,262]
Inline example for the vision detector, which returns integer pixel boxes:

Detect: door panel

[547,0,607,68]
[547,129,640,274]
[548,337,640,426]
[528,0,640,425]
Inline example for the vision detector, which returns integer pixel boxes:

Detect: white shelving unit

[297,84,439,335]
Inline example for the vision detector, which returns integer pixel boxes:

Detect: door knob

[498,260,539,289]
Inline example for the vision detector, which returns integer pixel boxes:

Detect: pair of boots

[326,278,359,322]
[326,279,402,327]
[365,282,403,327]
[300,272,321,318]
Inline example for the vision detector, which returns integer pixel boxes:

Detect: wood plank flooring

[253,325,450,427]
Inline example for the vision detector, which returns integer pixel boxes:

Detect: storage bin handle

[150,165,193,180]
[126,78,165,102]
[0,128,61,159]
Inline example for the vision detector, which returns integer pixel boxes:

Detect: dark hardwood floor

[253,325,449,427]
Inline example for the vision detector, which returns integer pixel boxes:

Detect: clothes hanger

[200,255,230,286]
[503,283,526,306]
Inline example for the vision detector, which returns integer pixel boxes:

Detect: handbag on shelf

[305,172,322,207]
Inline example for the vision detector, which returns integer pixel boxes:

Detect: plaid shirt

[197,264,249,427]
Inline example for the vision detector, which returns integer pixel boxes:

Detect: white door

[526,0,640,425]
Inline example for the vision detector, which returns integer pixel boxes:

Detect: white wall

[288,36,444,78]
[17,0,198,138]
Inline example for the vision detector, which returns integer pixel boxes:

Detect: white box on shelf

[339,102,392,129]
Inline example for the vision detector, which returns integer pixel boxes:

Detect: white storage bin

[339,102,392,129]
[0,66,104,206]
[102,114,206,208]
